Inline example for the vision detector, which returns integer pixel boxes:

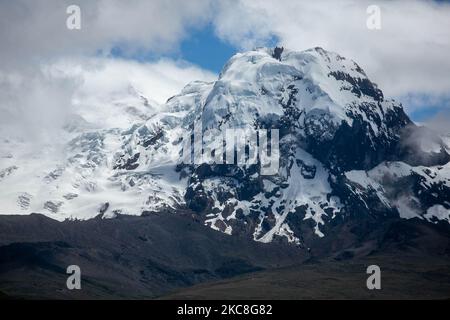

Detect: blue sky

[109,24,237,74]
[405,95,450,123]
[110,24,280,74]
[176,24,237,73]
[409,105,445,122]
[174,24,280,73]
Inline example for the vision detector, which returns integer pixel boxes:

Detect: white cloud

[0,68,77,143]
[213,0,450,102]
[0,0,216,143]
[0,0,213,68]
[0,58,215,143]
[57,57,216,105]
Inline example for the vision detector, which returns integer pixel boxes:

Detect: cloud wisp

[0,0,215,142]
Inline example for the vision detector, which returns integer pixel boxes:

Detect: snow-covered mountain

[1,47,449,245]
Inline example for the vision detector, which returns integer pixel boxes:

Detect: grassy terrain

[161,253,450,299]
[0,213,449,299]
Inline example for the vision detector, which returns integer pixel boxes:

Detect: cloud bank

[0,0,449,141]
[0,0,215,141]
[213,0,450,101]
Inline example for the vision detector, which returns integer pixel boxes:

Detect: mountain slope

[0,213,308,299]
[0,214,448,299]
[0,47,449,247]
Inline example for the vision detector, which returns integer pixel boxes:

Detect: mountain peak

[204,46,387,138]
[0,47,449,246]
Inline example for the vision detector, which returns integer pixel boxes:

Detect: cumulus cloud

[0,58,215,141]
[0,68,77,143]
[212,0,450,108]
[57,58,216,105]
[0,0,213,67]
[0,0,215,142]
